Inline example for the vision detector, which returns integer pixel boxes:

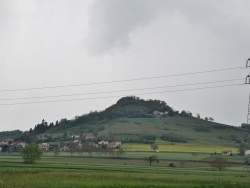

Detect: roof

[222,150,232,152]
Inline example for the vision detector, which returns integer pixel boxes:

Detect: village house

[153,111,169,116]
[108,141,121,148]
[12,141,26,148]
[98,140,109,146]
[68,134,79,139]
[91,143,98,148]
[153,111,161,116]
[2,138,14,145]
[245,149,250,156]
[60,146,69,151]
[38,143,49,151]
[39,135,48,140]
[85,136,94,142]
[77,143,83,149]
[221,150,233,155]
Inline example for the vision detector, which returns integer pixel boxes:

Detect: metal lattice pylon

[246,58,250,124]
[248,94,250,124]
[246,58,250,67]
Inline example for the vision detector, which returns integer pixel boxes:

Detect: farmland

[0,150,249,188]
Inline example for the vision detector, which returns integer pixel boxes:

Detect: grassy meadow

[0,149,249,188]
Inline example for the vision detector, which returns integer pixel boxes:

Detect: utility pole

[245,58,250,124]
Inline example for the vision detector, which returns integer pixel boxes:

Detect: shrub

[169,163,175,167]
[161,133,187,143]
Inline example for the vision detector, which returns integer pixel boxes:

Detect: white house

[153,111,161,116]
[98,140,109,145]
[73,140,81,143]
[245,149,250,156]
[38,143,49,151]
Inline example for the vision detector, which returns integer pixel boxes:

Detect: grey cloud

[86,0,166,54]
[86,0,250,56]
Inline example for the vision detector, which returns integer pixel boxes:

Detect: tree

[148,155,159,166]
[84,144,94,157]
[191,152,199,160]
[150,144,158,152]
[53,148,60,156]
[245,157,250,165]
[68,148,75,156]
[209,158,228,171]
[208,117,214,122]
[116,148,125,158]
[60,141,66,148]
[238,143,249,156]
[106,148,115,157]
[8,145,14,156]
[21,143,43,164]
[2,144,9,152]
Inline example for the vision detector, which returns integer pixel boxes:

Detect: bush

[161,133,187,143]
[194,126,210,132]
[169,163,175,167]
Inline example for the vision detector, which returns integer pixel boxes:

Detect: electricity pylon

[245,58,250,124]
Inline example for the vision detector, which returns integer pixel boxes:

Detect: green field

[122,142,238,153]
[0,151,249,188]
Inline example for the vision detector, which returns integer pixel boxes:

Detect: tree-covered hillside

[29,96,177,135]
[10,96,250,149]
[0,130,22,141]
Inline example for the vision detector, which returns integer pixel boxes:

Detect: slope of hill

[3,96,248,149]
[22,96,249,148]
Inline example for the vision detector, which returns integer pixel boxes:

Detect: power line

[0,83,243,106]
[0,78,243,101]
[0,66,245,93]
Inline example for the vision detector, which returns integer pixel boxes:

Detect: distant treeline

[0,130,22,141]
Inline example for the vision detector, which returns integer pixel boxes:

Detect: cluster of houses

[1,136,250,156]
[68,134,80,139]
[153,111,169,116]
[221,149,250,156]
[0,138,26,152]
[37,135,122,152]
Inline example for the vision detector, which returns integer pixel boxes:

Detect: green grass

[122,142,238,153]
[0,155,249,188]
[0,152,249,188]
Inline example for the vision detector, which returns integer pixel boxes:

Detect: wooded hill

[2,96,250,147]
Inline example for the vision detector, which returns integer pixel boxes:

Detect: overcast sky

[1,0,250,131]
